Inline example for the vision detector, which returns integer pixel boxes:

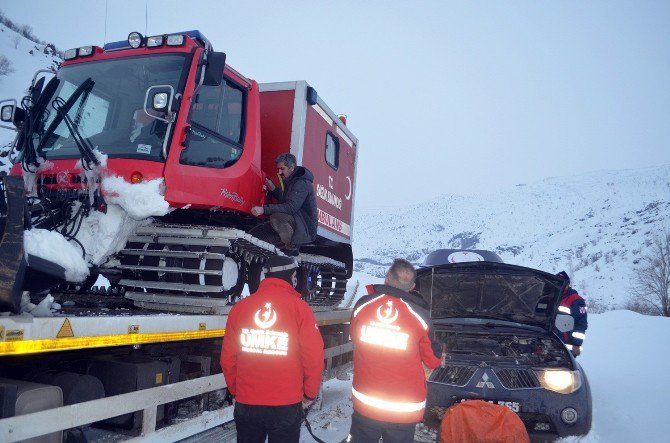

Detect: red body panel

[302,105,356,242]
[259,85,357,244]
[259,90,295,179]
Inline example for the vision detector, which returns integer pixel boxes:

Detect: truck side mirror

[203,52,226,86]
[555,314,574,333]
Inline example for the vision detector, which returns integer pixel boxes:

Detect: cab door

[163,78,263,212]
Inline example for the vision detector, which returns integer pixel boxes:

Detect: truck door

[163,78,262,211]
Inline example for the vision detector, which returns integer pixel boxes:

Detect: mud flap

[0,176,28,313]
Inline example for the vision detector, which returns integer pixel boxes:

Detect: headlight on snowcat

[147,35,164,48]
[535,369,582,394]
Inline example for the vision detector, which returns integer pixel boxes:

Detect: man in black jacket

[251,153,318,256]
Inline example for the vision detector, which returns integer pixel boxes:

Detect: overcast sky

[2,0,669,209]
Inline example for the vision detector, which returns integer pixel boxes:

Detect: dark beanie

[263,256,298,284]
[556,271,570,283]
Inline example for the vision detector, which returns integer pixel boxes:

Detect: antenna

[103,0,109,45]
[145,0,148,36]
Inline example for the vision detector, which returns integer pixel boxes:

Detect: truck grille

[493,368,540,389]
[430,364,477,387]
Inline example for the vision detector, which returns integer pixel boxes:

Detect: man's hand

[302,396,314,409]
[423,363,435,380]
[571,346,581,357]
[264,177,276,192]
[251,206,264,217]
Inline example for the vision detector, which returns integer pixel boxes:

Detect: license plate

[458,398,520,413]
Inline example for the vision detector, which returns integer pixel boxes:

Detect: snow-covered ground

[305,274,670,443]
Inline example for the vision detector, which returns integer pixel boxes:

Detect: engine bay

[434,329,571,368]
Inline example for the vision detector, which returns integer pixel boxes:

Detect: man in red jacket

[220,255,325,443]
[348,259,442,443]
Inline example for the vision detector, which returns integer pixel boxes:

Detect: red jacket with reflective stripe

[220,278,325,405]
[350,285,441,423]
[558,288,588,346]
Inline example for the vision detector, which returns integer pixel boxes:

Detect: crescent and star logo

[376,300,399,324]
[254,302,278,329]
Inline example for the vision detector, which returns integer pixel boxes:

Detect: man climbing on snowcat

[250,153,318,257]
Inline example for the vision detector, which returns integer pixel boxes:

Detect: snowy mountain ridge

[353,164,670,310]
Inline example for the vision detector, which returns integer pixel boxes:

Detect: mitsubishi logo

[476,371,496,389]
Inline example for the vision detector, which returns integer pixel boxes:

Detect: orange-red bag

[439,400,530,443]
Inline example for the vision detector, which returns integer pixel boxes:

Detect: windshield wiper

[37,78,100,169]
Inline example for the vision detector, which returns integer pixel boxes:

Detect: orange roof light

[130,172,143,184]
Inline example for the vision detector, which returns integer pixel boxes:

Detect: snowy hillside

[353,164,670,310]
[0,20,62,173]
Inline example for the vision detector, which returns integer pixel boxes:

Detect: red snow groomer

[0,30,358,313]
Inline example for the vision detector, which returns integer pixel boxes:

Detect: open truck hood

[416,262,566,330]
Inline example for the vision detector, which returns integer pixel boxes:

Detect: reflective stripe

[572,332,586,340]
[558,306,571,314]
[565,343,573,350]
[352,387,425,413]
[400,299,428,330]
[353,295,385,318]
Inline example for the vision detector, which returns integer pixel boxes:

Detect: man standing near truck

[250,153,318,256]
[555,271,588,357]
[220,255,325,442]
[348,259,442,443]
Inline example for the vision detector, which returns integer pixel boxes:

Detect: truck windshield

[34,54,189,161]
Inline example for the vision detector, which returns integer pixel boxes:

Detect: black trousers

[348,411,417,443]
[234,402,302,443]
[248,213,297,249]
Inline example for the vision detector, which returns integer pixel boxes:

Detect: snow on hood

[73,203,150,266]
[102,176,170,220]
[21,158,53,197]
[74,149,108,170]
[22,171,169,281]
[24,228,90,282]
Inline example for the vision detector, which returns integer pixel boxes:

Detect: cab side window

[181,80,245,168]
[325,132,339,170]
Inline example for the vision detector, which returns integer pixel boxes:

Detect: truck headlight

[64,48,78,60]
[152,93,169,112]
[128,32,144,48]
[78,46,94,57]
[146,35,164,48]
[1,105,13,122]
[166,35,185,46]
[535,369,582,394]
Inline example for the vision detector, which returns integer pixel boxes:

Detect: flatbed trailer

[0,307,354,442]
